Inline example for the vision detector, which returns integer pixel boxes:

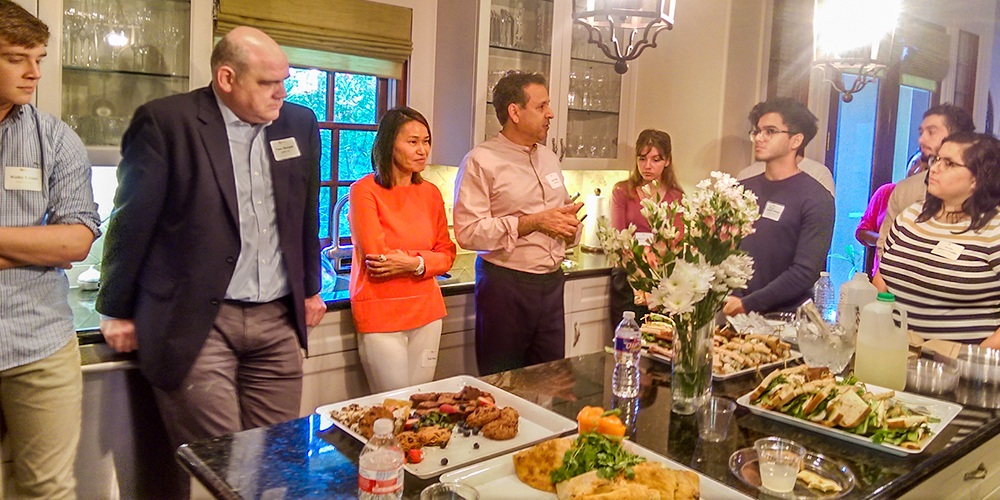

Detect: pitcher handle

[894,302,908,333]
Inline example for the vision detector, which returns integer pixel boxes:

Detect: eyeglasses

[749,128,791,141]
[929,155,967,170]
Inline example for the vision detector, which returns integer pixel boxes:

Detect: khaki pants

[0,337,82,500]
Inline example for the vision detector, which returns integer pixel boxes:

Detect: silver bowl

[906,357,959,395]
[956,345,1000,384]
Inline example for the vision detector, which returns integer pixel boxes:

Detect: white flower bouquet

[598,171,761,413]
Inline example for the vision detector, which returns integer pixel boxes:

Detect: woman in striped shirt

[875,132,1000,346]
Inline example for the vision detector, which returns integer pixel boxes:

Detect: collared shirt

[214,93,290,302]
[737,157,836,197]
[877,170,928,254]
[0,104,100,370]
[454,133,573,274]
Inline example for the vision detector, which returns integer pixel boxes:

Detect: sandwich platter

[440,434,755,499]
[737,377,962,456]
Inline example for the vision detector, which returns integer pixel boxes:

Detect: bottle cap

[820,271,830,277]
[373,418,394,436]
[623,311,635,320]
[876,292,895,302]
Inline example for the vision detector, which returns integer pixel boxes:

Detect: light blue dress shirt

[0,104,100,370]
[214,94,291,303]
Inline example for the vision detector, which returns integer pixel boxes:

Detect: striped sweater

[881,203,1000,340]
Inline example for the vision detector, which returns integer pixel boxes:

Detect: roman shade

[216,0,412,79]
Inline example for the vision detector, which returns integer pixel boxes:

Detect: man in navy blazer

[97,26,326,493]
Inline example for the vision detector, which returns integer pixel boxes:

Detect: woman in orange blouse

[349,107,457,392]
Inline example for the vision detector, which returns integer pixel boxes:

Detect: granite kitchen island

[177,352,1000,499]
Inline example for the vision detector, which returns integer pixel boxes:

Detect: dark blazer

[97,86,322,390]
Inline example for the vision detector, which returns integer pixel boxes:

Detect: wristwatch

[414,256,425,276]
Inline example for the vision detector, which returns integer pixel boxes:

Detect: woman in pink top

[349,107,457,392]
[609,129,684,324]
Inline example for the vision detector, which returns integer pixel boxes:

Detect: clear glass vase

[671,319,715,415]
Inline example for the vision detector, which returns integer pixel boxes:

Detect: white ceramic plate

[440,434,754,499]
[642,347,802,380]
[737,382,963,456]
[315,375,576,479]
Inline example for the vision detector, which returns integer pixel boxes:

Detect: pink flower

[643,246,661,267]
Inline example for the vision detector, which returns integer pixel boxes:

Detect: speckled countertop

[176,353,1000,499]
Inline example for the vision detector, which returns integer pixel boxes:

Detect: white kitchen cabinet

[899,432,1000,500]
[434,0,636,169]
[564,275,611,357]
[33,0,213,166]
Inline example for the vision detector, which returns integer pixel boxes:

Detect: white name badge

[635,232,654,245]
[762,201,785,221]
[931,240,964,260]
[269,137,301,161]
[545,172,563,189]
[4,166,42,192]
[420,349,438,368]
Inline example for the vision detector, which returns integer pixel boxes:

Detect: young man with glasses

[876,104,975,255]
[723,97,835,316]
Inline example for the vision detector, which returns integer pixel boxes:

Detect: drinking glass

[796,306,856,374]
[755,437,805,494]
[696,397,736,442]
[420,482,479,500]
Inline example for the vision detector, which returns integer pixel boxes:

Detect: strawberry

[477,396,495,407]
[406,448,424,464]
[438,404,459,414]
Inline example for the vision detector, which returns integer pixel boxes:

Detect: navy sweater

[736,171,835,313]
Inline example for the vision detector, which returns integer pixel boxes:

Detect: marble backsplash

[67,166,629,292]
[421,164,628,228]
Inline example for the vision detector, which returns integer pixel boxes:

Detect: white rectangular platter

[440,434,754,499]
[737,382,963,456]
[641,348,803,380]
[316,375,576,479]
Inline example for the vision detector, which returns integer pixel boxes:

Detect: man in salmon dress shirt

[454,71,583,375]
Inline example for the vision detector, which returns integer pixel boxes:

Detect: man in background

[876,104,975,254]
[724,97,835,315]
[97,26,326,497]
[0,1,100,496]
[454,71,583,375]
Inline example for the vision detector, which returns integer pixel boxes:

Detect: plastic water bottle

[813,272,837,323]
[613,311,642,398]
[837,272,878,335]
[358,418,404,500]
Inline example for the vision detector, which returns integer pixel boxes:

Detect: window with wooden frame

[284,66,406,247]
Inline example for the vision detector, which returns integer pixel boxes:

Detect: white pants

[357,319,443,393]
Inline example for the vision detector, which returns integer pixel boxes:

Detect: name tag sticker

[762,201,785,221]
[269,137,301,161]
[635,232,654,245]
[931,240,964,260]
[545,172,563,189]
[420,349,438,368]
[4,166,42,192]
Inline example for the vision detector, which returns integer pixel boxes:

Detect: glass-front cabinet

[33,0,213,165]
[475,0,635,169]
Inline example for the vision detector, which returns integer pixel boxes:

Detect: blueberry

[473,443,480,450]
[441,457,449,465]
[472,427,480,435]
[463,430,471,437]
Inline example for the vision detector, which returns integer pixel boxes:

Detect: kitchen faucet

[322,194,352,273]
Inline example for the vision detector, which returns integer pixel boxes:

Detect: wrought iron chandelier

[813,0,901,102]
[573,0,676,75]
